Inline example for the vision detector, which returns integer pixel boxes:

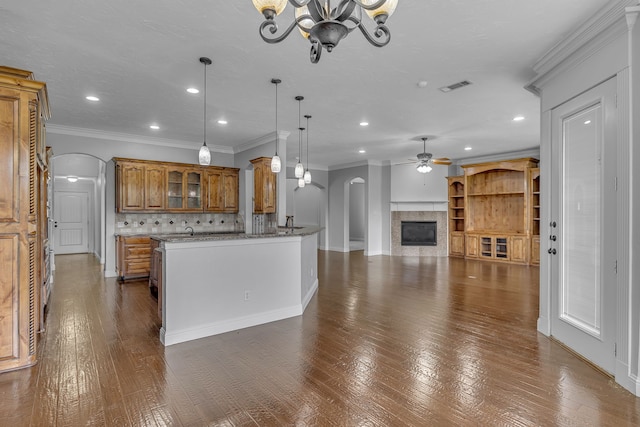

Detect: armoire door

[549,77,617,373]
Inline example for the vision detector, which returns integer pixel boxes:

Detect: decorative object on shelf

[251,0,398,64]
[304,114,312,184]
[198,57,212,166]
[270,78,282,173]
[294,95,305,179]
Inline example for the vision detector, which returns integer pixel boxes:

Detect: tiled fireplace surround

[391,210,448,256]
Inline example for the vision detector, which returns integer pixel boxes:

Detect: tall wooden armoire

[0,66,51,372]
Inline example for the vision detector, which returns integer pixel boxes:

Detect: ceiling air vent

[439,80,472,93]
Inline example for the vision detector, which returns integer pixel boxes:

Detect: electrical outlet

[244,290,250,301]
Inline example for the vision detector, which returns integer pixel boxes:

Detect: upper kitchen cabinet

[251,157,276,214]
[115,158,166,212]
[204,167,239,213]
[0,66,50,372]
[166,166,202,212]
[114,158,239,213]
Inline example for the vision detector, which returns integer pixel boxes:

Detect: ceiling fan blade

[394,160,416,165]
[432,158,452,165]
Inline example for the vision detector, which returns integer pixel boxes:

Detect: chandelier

[251,0,398,63]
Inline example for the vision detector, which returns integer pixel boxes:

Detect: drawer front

[124,260,150,274]
[123,236,150,245]
[125,245,151,258]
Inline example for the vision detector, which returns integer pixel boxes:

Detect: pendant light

[303,114,312,184]
[270,78,282,173]
[294,96,305,179]
[198,57,212,165]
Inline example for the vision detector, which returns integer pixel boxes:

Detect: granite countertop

[149,226,322,243]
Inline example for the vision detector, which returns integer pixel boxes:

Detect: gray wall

[348,182,365,241]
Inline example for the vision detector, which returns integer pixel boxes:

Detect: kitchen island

[152,227,320,346]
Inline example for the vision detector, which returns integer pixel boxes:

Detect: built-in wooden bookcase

[447,176,465,257]
[529,168,541,265]
[448,158,539,265]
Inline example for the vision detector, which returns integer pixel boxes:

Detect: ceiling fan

[402,137,452,173]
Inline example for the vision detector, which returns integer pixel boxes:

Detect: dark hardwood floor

[1,252,639,426]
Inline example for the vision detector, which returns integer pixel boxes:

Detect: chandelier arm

[288,0,313,8]
[259,19,300,44]
[351,0,388,11]
[310,38,322,63]
[348,16,390,47]
[307,1,327,22]
[334,0,357,22]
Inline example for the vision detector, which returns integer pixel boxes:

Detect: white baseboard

[104,270,118,278]
[615,360,640,397]
[302,278,318,310]
[160,305,304,346]
[328,246,349,252]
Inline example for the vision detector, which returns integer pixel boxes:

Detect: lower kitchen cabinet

[116,235,152,280]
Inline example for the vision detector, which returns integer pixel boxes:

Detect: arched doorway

[50,153,107,269]
[348,177,365,251]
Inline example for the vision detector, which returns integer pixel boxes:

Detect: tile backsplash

[115,212,245,235]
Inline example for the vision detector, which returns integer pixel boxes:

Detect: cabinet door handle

[547,248,557,255]
[549,235,557,241]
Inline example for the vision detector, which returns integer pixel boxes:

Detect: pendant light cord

[275,81,278,155]
[305,115,311,168]
[203,60,207,147]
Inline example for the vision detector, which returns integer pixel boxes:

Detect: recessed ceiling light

[359,149,366,154]
[149,125,160,130]
[465,147,472,151]
[417,80,428,88]
[584,120,592,125]
[513,116,525,121]
[360,122,369,127]
[86,96,100,102]
[187,87,199,94]
[217,119,228,125]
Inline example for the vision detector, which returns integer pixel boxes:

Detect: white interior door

[54,191,89,254]
[549,77,617,373]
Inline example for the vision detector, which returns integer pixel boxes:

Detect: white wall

[328,164,368,252]
[349,182,365,241]
[390,163,448,202]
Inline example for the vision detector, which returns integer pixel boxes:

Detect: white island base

[159,232,318,346]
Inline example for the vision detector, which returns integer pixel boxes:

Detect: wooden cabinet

[116,235,152,280]
[447,176,465,257]
[204,167,239,213]
[530,236,541,266]
[251,157,276,214]
[449,158,539,265]
[166,167,203,211]
[0,66,50,372]
[114,158,238,213]
[465,234,479,258]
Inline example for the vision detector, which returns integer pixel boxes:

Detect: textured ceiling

[0,1,610,168]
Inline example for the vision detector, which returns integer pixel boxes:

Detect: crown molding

[327,159,389,171]
[455,147,540,166]
[46,124,234,154]
[233,131,291,154]
[526,0,636,94]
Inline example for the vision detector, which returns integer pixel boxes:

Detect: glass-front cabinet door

[167,169,184,210]
[186,170,202,210]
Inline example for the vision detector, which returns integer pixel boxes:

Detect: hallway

[1,253,638,426]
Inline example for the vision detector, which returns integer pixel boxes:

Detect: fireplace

[401,221,437,246]
[391,210,447,256]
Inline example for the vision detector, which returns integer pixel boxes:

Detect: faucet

[185,226,194,236]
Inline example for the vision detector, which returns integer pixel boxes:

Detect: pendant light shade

[304,114,312,184]
[198,57,212,166]
[298,177,305,188]
[294,96,304,178]
[270,78,282,173]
